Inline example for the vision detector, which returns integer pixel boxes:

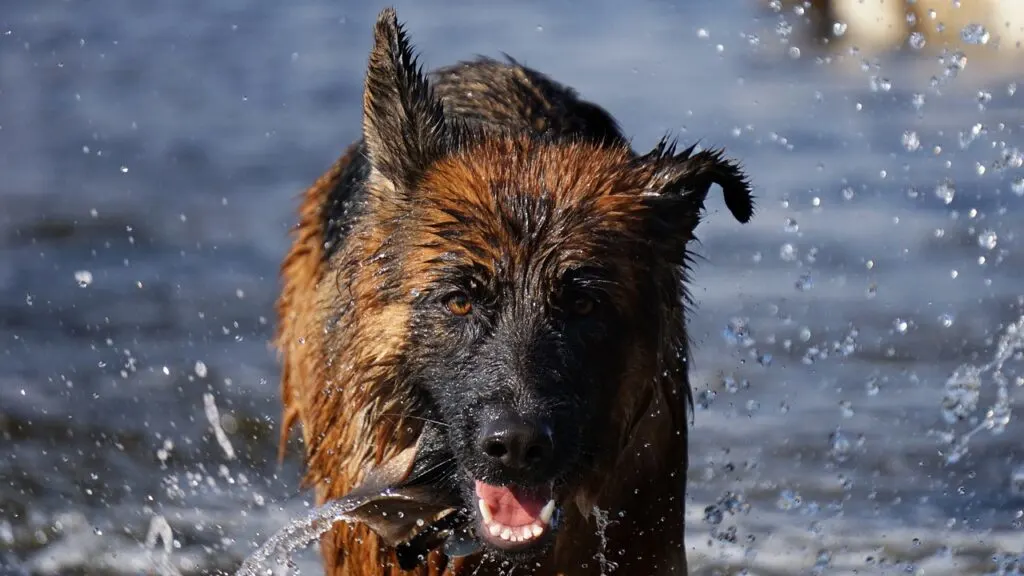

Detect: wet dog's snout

[477,410,554,471]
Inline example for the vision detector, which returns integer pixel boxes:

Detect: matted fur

[274,7,753,576]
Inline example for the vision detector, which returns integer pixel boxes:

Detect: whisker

[383,412,452,429]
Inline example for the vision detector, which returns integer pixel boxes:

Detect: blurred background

[1,0,1023,574]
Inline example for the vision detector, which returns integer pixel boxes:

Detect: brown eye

[569,293,596,316]
[444,291,473,316]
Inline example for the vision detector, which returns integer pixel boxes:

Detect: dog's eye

[564,291,597,317]
[443,291,473,316]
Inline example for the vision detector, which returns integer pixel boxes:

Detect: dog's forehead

[409,147,649,282]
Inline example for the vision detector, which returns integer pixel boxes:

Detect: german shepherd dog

[275,7,754,575]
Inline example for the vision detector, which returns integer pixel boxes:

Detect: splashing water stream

[591,506,618,576]
[936,316,1024,465]
[233,498,363,576]
[145,515,182,576]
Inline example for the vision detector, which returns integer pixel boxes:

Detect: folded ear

[363,8,451,191]
[638,138,754,240]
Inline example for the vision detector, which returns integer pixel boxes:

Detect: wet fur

[275,8,753,576]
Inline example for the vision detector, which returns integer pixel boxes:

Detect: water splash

[234,499,362,576]
[74,270,93,287]
[937,316,1024,465]
[203,392,236,460]
[145,515,182,576]
[590,506,618,576]
[960,23,990,46]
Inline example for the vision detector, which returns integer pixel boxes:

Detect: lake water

[2,0,1023,574]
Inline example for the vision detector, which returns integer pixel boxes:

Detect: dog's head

[336,7,754,565]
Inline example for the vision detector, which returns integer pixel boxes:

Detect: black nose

[477,411,554,471]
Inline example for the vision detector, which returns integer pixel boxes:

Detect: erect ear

[638,138,755,239]
[363,8,451,190]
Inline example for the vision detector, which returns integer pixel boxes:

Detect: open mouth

[474,480,557,549]
[331,424,564,567]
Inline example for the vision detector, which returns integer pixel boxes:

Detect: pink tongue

[474,480,548,527]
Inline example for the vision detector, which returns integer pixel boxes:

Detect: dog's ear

[637,138,754,242]
[363,8,451,191]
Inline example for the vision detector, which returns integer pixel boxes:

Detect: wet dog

[274,7,754,575]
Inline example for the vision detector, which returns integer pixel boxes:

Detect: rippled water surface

[2,0,1023,574]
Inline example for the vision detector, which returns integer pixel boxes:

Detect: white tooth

[530,523,544,537]
[488,523,502,537]
[478,499,494,524]
[500,527,513,541]
[521,526,533,540]
[539,499,556,524]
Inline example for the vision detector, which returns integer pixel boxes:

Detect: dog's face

[351,9,753,562]
[398,143,667,559]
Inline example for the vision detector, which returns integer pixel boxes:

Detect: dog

[274,7,754,575]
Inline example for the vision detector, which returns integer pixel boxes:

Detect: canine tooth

[539,499,556,524]
[530,523,544,537]
[477,498,493,524]
[500,527,512,541]
[488,523,501,537]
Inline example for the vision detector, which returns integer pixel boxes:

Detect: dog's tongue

[474,480,548,526]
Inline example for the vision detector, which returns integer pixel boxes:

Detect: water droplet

[194,361,208,378]
[780,243,798,262]
[942,365,982,423]
[939,313,955,328]
[697,28,709,39]
[74,270,93,287]
[703,505,724,525]
[908,32,927,50]
[119,166,128,174]
[944,50,968,77]
[776,489,802,511]
[722,317,754,347]
[832,21,847,37]
[960,23,990,45]
[869,76,892,92]
[698,389,717,409]
[1011,464,1024,497]
[795,273,813,292]
[865,377,880,396]
[893,318,909,334]
[783,218,799,233]
[1011,177,1024,196]
[902,131,920,152]
[829,429,852,461]
[839,400,854,419]
[978,230,998,250]
[934,179,956,204]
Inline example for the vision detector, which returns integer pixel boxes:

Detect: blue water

[2,1,1023,574]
